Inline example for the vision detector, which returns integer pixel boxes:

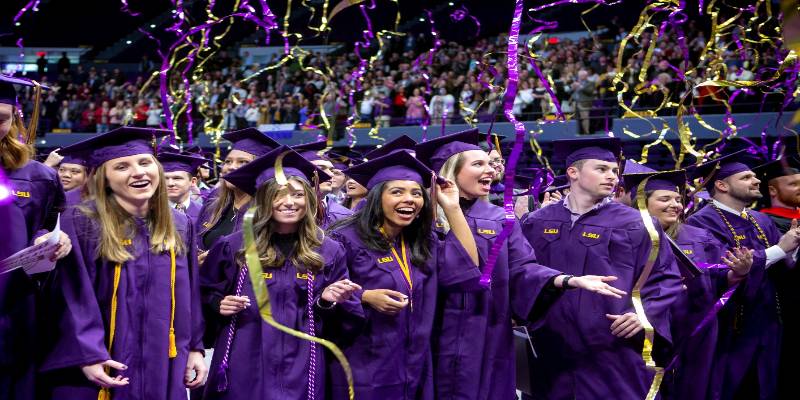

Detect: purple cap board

[363,135,417,160]
[57,127,171,170]
[344,150,434,190]
[222,145,327,196]
[688,149,759,184]
[414,128,482,173]
[291,140,328,162]
[0,74,51,105]
[623,169,687,195]
[552,137,622,168]
[222,128,281,157]
[157,152,210,175]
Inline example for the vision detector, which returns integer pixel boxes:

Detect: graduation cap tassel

[24,81,42,145]
[168,246,178,359]
[430,172,439,223]
[314,171,327,227]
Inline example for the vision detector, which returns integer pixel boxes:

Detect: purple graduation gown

[200,231,358,400]
[65,187,84,207]
[664,224,730,400]
[0,160,64,400]
[433,199,563,400]
[40,205,204,400]
[184,200,202,225]
[520,200,682,399]
[686,205,785,399]
[323,197,353,229]
[327,223,482,399]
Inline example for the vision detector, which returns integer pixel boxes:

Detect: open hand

[81,359,129,388]
[568,275,627,299]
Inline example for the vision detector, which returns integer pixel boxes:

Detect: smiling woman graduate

[39,127,206,400]
[200,146,361,400]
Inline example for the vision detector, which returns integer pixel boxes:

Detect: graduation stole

[99,244,177,400]
[378,227,413,309]
[633,177,665,400]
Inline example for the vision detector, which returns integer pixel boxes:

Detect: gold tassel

[98,263,122,400]
[25,81,42,145]
[168,246,177,358]
[97,388,111,400]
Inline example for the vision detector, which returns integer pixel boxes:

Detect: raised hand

[435,178,460,211]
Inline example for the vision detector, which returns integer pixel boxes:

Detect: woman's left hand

[435,179,460,211]
[34,231,72,261]
[184,351,207,389]
[321,279,362,303]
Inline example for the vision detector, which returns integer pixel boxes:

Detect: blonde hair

[436,153,465,233]
[0,112,33,170]
[245,177,324,273]
[79,157,185,262]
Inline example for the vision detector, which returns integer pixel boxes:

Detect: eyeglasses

[489,158,505,166]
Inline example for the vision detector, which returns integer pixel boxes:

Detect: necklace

[710,203,782,325]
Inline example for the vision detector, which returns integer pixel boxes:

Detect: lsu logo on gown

[682,249,693,255]
[296,273,308,280]
[377,256,394,264]
[12,190,31,198]
[543,228,559,234]
[581,232,601,240]
[734,234,746,241]
[121,239,132,246]
[262,272,273,280]
[477,228,496,235]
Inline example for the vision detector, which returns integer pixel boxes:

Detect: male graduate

[520,137,682,399]
[157,150,209,224]
[686,151,800,399]
[755,157,800,232]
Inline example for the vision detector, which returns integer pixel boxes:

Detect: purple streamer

[12,0,40,24]
[479,0,524,287]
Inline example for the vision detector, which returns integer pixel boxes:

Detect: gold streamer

[634,176,665,399]
[243,208,354,399]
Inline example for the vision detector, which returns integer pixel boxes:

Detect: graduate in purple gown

[326,150,484,399]
[0,74,70,400]
[520,137,683,399]
[292,141,353,228]
[196,128,280,258]
[39,127,207,400]
[57,154,89,197]
[415,130,626,400]
[622,169,753,400]
[200,146,361,400]
[158,151,209,224]
[685,152,800,400]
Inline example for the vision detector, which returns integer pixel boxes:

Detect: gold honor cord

[243,208,354,399]
[634,177,665,400]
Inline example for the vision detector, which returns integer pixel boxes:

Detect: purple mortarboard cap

[415,128,482,172]
[59,155,88,168]
[222,145,326,196]
[157,152,209,174]
[327,149,366,170]
[753,157,800,183]
[623,159,656,175]
[553,137,622,167]
[0,74,50,105]
[291,140,328,162]
[183,145,204,155]
[364,135,417,160]
[688,149,758,183]
[222,128,281,157]
[623,169,687,195]
[344,150,434,190]
[543,174,570,194]
[58,127,170,170]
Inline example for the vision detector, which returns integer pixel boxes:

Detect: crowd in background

[17,15,779,136]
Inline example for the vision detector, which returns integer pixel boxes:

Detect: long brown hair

[79,157,185,262]
[206,181,250,230]
[0,112,33,170]
[243,177,324,273]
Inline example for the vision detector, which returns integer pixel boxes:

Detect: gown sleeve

[40,208,109,371]
[507,222,563,322]
[185,219,205,352]
[636,224,683,344]
[435,231,482,290]
[198,236,239,347]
